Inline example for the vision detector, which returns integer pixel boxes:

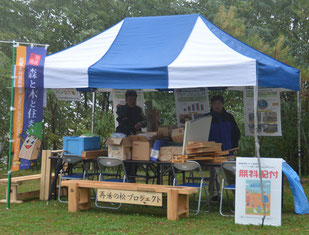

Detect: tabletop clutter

[61,126,232,163]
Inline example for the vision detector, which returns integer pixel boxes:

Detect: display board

[244,88,282,136]
[182,115,212,154]
[112,89,145,129]
[174,88,210,127]
[235,157,283,226]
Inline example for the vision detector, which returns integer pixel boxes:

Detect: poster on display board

[112,89,145,128]
[174,88,210,127]
[235,157,283,226]
[244,88,282,136]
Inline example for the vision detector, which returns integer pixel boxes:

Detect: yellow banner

[12,46,26,171]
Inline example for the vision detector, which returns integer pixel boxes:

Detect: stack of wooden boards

[171,141,235,163]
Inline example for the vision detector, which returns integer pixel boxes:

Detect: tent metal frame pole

[6,42,17,209]
[91,91,96,135]
[297,73,301,178]
[254,74,266,226]
[0,40,49,48]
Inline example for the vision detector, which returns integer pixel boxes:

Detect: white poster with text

[174,88,210,127]
[235,157,283,226]
[244,88,282,136]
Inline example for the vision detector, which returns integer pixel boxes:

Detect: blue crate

[63,136,101,156]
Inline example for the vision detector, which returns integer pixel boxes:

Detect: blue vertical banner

[17,46,46,170]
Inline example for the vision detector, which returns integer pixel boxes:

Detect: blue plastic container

[63,136,101,156]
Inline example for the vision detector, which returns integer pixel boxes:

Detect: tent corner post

[91,91,96,135]
[297,73,302,179]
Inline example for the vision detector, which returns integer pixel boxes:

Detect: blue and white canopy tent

[44,14,303,220]
[44,14,299,91]
[44,13,301,158]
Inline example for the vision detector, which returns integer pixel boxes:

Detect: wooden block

[68,183,79,212]
[167,189,179,220]
[79,188,91,210]
[186,147,221,154]
[177,194,189,217]
[44,150,52,201]
[0,184,22,204]
[81,150,107,160]
[17,190,40,200]
[40,150,47,200]
[186,141,221,149]
[212,150,230,156]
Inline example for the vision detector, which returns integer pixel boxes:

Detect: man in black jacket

[116,90,146,136]
[115,90,146,182]
[207,95,240,201]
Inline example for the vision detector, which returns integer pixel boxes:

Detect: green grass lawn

[0,170,308,235]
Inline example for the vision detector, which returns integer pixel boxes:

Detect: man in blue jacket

[208,95,240,201]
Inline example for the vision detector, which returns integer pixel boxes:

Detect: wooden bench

[61,180,198,220]
[0,174,41,203]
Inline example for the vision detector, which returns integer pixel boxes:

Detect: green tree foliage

[0,0,308,173]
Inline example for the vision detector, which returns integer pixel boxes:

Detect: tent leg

[91,91,96,135]
[254,85,266,226]
[297,88,301,179]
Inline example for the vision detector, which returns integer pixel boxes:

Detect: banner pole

[6,41,17,209]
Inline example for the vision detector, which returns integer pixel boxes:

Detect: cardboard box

[159,146,183,162]
[129,134,157,161]
[171,128,184,143]
[131,141,151,161]
[158,126,169,137]
[106,138,131,160]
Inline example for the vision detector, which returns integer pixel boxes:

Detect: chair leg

[58,175,68,203]
[94,189,122,210]
[193,183,202,215]
[203,184,210,212]
[219,179,225,216]
[219,179,234,217]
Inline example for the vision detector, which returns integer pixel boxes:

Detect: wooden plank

[186,141,221,149]
[186,147,221,154]
[61,180,197,195]
[0,174,41,184]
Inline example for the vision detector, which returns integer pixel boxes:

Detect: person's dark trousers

[125,163,137,183]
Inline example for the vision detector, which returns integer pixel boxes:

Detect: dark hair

[211,95,224,104]
[125,90,137,99]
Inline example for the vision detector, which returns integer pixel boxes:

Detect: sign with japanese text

[53,88,81,101]
[97,189,162,206]
[12,46,46,171]
[235,157,283,226]
[174,88,210,127]
[244,88,282,136]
